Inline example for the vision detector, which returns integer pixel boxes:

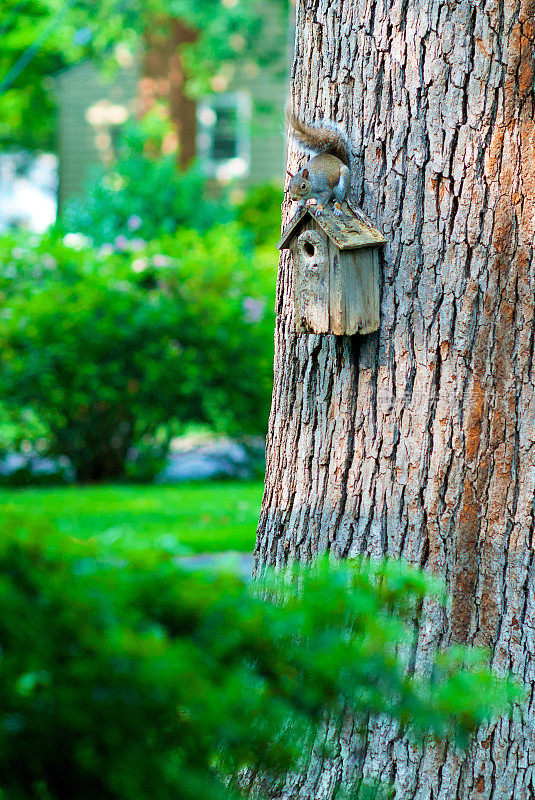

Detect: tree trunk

[140,19,197,167]
[254,0,535,797]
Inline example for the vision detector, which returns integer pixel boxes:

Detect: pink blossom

[114,235,128,251]
[242,297,265,323]
[152,254,170,268]
[127,214,143,231]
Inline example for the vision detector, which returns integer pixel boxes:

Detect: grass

[0,481,264,555]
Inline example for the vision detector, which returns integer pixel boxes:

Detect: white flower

[132,258,148,273]
[63,233,91,250]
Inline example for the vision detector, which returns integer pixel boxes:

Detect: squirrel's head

[288,168,310,201]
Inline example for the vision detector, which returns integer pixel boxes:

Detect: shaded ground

[178,551,254,580]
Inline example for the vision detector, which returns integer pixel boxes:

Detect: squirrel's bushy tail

[286,109,352,168]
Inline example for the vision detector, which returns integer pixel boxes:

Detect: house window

[196,91,251,181]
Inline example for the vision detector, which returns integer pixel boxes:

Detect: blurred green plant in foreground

[0,226,275,482]
[0,512,522,800]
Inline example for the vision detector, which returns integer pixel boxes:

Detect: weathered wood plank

[279,199,386,251]
[292,219,330,333]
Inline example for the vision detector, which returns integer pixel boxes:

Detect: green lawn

[0,481,264,554]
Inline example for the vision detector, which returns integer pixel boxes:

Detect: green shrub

[0,402,50,457]
[0,513,520,800]
[235,183,283,248]
[59,122,232,246]
[0,227,274,481]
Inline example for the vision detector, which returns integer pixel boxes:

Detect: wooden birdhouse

[278,199,386,335]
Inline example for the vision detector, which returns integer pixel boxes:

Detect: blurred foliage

[177,0,289,98]
[0,114,282,483]
[0,0,288,151]
[123,435,169,484]
[0,226,275,481]
[0,402,50,456]
[59,118,233,245]
[0,512,522,800]
[235,183,282,248]
[0,454,74,488]
[58,118,283,251]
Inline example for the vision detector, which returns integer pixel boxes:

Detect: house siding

[56,61,140,207]
[55,11,288,205]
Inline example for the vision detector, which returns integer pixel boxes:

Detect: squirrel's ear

[302,168,309,179]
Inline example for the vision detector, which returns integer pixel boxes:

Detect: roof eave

[277,199,386,251]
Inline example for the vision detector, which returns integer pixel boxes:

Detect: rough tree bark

[254,0,535,797]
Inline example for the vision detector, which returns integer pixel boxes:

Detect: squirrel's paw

[315,204,325,215]
[333,201,344,216]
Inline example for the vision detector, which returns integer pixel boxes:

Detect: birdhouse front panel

[329,242,381,336]
[290,219,330,333]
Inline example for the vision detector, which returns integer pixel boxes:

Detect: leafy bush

[0,453,74,488]
[0,227,274,481]
[59,121,232,246]
[235,183,283,248]
[0,401,50,457]
[0,513,520,800]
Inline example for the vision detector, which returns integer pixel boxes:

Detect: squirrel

[286,110,353,215]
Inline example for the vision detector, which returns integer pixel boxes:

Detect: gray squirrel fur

[286,111,353,214]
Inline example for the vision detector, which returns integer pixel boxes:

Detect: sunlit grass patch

[0,481,263,554]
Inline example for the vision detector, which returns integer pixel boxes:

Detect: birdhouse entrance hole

[297,230,328,279]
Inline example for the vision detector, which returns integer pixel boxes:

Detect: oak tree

[255,0,535,797]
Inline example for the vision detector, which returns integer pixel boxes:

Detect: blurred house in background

[55,60,139,209]
[55,15,288,208]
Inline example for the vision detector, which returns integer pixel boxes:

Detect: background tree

[0,0,287,152]
[255,0,535,797]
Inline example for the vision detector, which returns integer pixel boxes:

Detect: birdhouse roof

[277,199,386,251]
